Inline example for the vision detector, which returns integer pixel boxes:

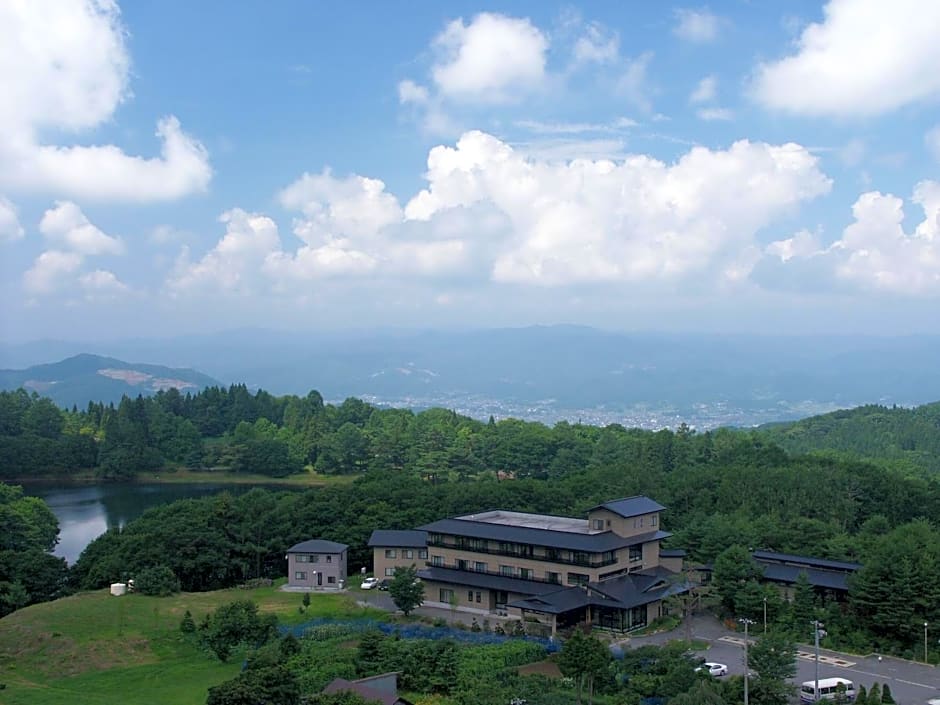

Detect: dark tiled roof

[418,517,671,552]
[757,563,853,591]
[417,566,563,596]
[323,677,411,705]
[287,539,348,554]
[509,567,689,615]
[751,550,861,572]
[588,496,666,518]
[368,530,428,548]
[659,548,687,558]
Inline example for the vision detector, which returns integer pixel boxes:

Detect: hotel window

[431,555,444,567]
[385,549,397,559]
[296,554,308,563]
[327,576,336,584]
[419,549,428,559]
[499,565,514,576]
[468,591,474,601]
[456,559,468,571]
[567,572,589,586]
[326,555,332,563]
[404,549,413,559]
[294,571,306,581]
[602,551,615,563]
[592,519,604,530]
[651,515,658,526]
[519,568,533,580]
[546,571,561,584]
[429,533,443,544]
[634,517,645,528]
[385,567,395,576]
[470,539,486,551]
[545,547,560,560]
[474,561,487,573]
[440,588,454,603]
[475,591,482,603]
[572,551,590,565]
[629,546,642,562]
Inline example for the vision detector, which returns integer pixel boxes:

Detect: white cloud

[673,8,720,43]
[23,250,84,294]
[926,125,940,163]
[765,229,822,262]
[752,0,940,117]
[514,118,636,135]
[0,196,24,241]
[0,0,211,201]
[697,107,734,121]
[690,76,717,104]
[39,201,123,255]
[398,80,429,105]
[430,13,548,103]
[618,52,655,113]
[572,22,619,65]
[80,269,128,294]
[405,131,831,285]
[764,182,940,295]
[168,209,281,294]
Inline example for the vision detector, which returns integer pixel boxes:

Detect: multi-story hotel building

[369,496,687,634]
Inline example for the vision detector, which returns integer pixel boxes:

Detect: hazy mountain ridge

[0,353,220,408]
[2,327,940,427]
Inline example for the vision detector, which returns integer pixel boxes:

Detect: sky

[2,0,940,342]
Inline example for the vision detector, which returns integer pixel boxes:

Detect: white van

[800,678,856,703]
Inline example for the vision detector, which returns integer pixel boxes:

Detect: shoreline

[6,468,353,488]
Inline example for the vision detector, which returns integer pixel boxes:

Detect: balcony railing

[426,539,619,569]
[428,560,567,586]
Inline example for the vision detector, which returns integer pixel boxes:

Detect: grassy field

[133,468,356,487]
[0,582,383,705]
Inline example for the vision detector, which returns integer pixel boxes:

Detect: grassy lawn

[0,583,383,705]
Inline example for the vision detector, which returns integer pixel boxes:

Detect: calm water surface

[22,483,279,565]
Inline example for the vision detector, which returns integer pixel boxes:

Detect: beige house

[372,496,689,634]
[368,530,428,579]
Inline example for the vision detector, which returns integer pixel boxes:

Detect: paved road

[629,617,940,705]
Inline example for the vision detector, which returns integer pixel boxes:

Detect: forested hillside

[760,401,940,474]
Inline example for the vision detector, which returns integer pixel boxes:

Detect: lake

[21,483,283,565]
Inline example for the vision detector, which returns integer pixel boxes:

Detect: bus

[800,678,856,703]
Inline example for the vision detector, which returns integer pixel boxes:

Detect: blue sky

[2,0,939,341]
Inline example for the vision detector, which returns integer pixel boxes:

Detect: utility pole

[763,596,767,633]
[812,619,823,701]
[740,617,755,705]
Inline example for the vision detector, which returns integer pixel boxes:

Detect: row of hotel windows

[294,572,337,583]
[439,588,484,604]
[384,549,429,559]
[428,545,642,572]
[295,554,334,563]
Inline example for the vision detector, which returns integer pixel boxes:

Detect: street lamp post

[740,618,755,705]
[763,597,768,633]
[811,620,824,701]
[925,622,929,664]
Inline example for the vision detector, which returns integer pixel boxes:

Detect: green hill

[759,401,940,473]
[0,354,219,408]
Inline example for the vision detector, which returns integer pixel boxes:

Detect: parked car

[696,662,729,677]
[377,579,391,591]
[360,577,380,590]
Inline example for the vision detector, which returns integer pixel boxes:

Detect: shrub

[135,565,181,596]
[180,609,196,633]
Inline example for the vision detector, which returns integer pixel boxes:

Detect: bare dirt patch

[518,659,562,678]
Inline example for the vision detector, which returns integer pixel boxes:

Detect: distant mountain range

[0,354,220,408]
[2,327,940,427]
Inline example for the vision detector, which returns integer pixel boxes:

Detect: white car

[360,577,380,590]
[697,662,729,677]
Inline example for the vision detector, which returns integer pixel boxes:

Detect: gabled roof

[588,496,666,518]
[323,675,412,705]
[418,517,671,552]
[509,567,688,615]
[369,530,428,548]
[751,550,861,572]
[287,539,348,554]
[757,563,854,592]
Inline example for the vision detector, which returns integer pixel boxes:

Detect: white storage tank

[110,582,127,596]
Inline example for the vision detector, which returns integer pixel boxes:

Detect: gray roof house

[323,673,413,705]
[286,539,348,590]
